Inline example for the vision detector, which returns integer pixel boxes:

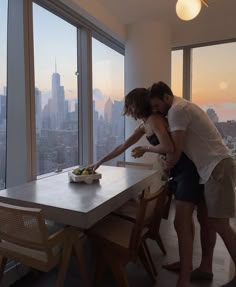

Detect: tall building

[35,87,42,131]
[206,108,219,123]
[93,100,99,161]
[51,63,65,129]
[112,100,124,138]
[0,95,6,126]
[104,97,112,123]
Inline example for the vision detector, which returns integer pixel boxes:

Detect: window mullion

[183,47,192,101]
[79,27,93,166]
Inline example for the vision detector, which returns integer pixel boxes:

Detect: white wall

[125,21,171,165]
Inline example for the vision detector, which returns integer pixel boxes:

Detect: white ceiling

[94,0,235,26]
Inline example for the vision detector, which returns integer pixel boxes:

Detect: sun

[219,81,228,90]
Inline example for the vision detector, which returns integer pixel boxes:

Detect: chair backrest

[129,185,167,257]
[0,202,49,251]
[117,161,154,170]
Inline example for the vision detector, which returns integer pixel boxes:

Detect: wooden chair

[88,185,167,287]
[115,161,170,255]
[0,202,89,287]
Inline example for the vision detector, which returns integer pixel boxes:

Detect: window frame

[6,0,125,186]
[172,38,236,101]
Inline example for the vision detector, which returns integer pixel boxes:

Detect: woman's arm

[132,115,174,157]
[91,124,145,170]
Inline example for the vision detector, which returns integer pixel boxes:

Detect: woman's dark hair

[123,88,152,120]
[150,81,173,100]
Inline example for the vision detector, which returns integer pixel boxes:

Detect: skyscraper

[51,63,65,129]
[206,108,219,123]
[104,97,112,123]
[35,87,42,131]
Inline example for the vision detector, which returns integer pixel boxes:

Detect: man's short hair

[150,81,173,100]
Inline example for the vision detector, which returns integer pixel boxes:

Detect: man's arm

[165,104,189,169]
[166,130,185,169]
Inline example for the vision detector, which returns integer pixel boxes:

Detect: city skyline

[34,68,125,174]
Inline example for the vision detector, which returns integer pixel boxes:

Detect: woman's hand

[131,146,146,158]
[88,161,102,172]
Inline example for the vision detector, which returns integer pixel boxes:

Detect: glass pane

[92,38,125,165]
[33,3,78,175]
[0,0,8,189]
[171,50,183,97]
[192,43,236,159]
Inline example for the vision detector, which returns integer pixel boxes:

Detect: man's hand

[159,155,170,171]
[166,152,180,169]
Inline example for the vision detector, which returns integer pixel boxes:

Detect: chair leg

[56,233,73,287]
[73,235,91,287]
[155,233,167,255]
[143,240,157,276]
[139,244,156,284]
[105,253,129,287]
[0,256,7,282]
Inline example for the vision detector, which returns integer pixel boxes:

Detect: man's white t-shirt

[168,96,232,184]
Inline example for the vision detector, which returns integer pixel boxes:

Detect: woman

[91,88,203,206]
[90,88,209,285]
[92,88,174,170]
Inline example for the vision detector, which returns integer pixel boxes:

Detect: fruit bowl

[68,167,102,184]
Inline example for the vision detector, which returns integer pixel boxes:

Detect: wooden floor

[5,201,235,287]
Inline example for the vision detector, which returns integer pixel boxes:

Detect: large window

[192,43,236,159]
[171,50,183,97]
[0,0,8,189]
[92,38,125,165]
[33,3,79,175]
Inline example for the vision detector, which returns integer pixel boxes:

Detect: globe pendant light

[176,0,206,21]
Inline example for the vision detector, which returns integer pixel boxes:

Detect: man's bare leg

[208,218,236,286]
[196,200,216,274]
[174,201,195,287]
[163,199,216,280]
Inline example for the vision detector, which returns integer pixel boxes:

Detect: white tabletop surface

[0,165,160,229]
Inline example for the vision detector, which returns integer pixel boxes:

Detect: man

[149,81,236,287]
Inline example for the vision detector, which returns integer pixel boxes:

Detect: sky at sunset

[32,3,124,115]
[172,43,236,122]
[1,1,236,123]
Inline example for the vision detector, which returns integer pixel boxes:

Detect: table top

[0,165,160,229]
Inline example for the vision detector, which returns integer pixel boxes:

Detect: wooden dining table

[0,165,160,229]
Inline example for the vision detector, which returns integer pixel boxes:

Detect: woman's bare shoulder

[148,113,166,123]
[147,114,169,131]
[134,122,145,133]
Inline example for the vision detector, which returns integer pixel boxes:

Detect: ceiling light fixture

[176,0,208,21]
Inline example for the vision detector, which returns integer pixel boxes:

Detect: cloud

[220,102,236,110]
